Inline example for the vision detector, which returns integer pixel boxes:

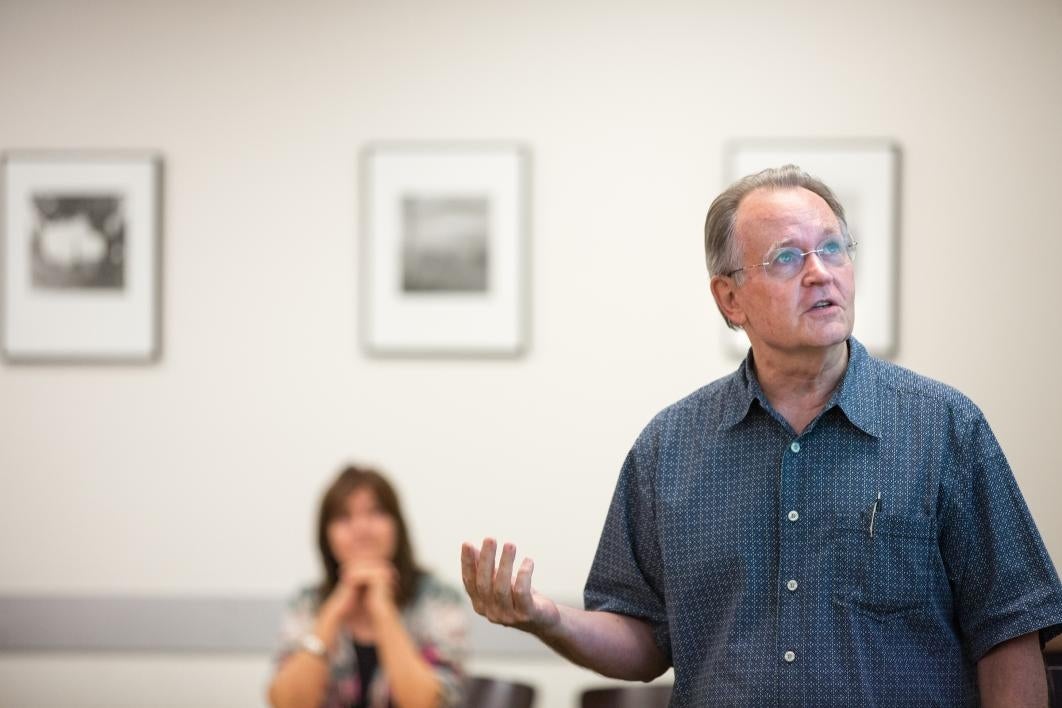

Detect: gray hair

[704,164,850,329]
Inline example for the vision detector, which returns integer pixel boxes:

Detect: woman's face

[326,487,398,564]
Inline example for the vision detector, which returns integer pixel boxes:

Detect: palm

[460,539,566,634]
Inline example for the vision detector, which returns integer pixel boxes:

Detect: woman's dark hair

[316,464,422,608]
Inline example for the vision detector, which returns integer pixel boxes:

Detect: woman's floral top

[272,573,468,707]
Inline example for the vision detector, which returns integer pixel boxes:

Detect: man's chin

[804,318,853,346]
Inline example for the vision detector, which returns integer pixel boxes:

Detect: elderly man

[461,166,1062,706]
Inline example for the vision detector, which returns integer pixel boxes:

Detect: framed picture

[360,143,529,356]
[2,153,162,363]
[723,139,901,358]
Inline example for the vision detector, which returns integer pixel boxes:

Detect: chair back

[462,675,536,708]
[1048,665,1062,708]
[580,684,672,708]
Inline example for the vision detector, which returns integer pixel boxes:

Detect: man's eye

[772,249,800,266]
[820,239,844,255]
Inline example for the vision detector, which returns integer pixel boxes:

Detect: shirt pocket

[831,511,935,619]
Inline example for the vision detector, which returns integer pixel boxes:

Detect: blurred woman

[269,464,467,708]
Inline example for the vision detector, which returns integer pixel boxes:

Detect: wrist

[313,612,342,648]
[529,604,565,640]
[368,594,399,624]
[297,632,329,661]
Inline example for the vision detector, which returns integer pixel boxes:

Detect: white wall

[1,0,1060,705]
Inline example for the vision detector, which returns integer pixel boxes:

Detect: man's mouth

[810,299,835,310]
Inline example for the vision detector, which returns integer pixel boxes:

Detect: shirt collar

[717,352,763,431]
[718,337,881,438]
[832,337,881,438]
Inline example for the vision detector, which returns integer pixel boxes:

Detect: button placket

[778,435,807,688]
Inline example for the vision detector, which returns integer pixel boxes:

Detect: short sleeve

[403,576,469,708]
[583,437,672,662]
[272,586,320,668]
[939,414,1062,661]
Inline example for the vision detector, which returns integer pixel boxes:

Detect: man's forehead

[734,186,840,240]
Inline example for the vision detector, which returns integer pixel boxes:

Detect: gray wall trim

[0,595,554,657]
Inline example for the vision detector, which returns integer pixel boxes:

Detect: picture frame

[360,143,529,357]
[722,139,901,359]
[1,152,162,363]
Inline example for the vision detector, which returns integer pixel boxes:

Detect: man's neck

[750,340,849,435]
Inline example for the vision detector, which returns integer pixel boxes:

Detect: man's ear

[710,275,746,329]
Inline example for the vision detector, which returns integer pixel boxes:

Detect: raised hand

[460,537,560,634]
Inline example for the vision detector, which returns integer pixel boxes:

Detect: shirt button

[784,650,796,663]
[786,579,799,592]
[790,441,801,453]
[787,510,800,522]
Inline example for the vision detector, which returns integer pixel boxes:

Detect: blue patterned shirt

[585,338,1062,707]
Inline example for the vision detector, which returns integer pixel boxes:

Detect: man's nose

[801,251,833,284]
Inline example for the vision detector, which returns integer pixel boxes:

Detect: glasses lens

[764,239,854,279]
[766,247,804,279]
[818,238,848,266]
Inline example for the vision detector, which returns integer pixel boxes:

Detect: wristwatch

[298,633,328,659]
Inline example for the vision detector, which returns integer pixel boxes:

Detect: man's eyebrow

[766,230,843,252]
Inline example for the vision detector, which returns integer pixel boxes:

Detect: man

[460,166,1062,706]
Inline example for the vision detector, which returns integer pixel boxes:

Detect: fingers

[459,537,539,628]
[458,543,475,594]
[493,543,517,608]
[460,542,480,609]
[475,538,497,602]
[512,557,536,617]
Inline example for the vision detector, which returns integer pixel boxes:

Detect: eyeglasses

[726,237,857,280]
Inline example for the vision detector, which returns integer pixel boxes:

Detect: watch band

[298,633,328,659]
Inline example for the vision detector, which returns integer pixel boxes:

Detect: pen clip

[868,491,881,539]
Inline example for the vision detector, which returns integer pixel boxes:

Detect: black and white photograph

[361,144,528,356]
[401,195,489,293]
[31,193,126,290]
[2,153,161,363]
[723,139,900,358]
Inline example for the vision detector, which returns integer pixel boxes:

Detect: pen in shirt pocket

[868,491,882,538]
